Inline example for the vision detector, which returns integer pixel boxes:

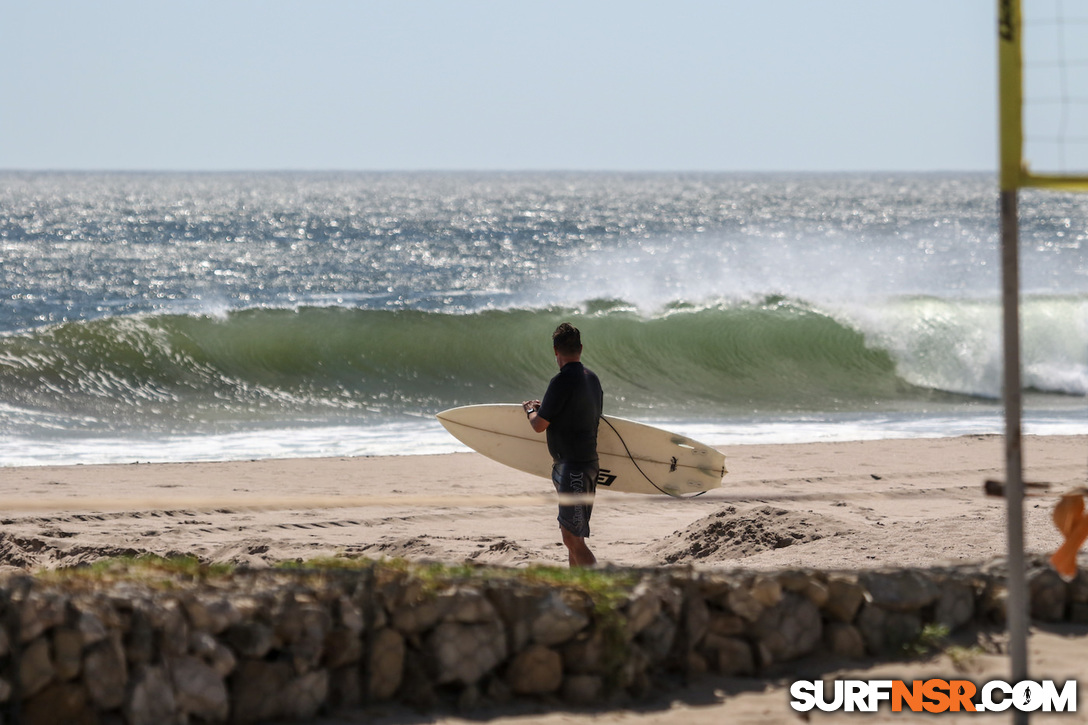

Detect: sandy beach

[1,434,1086,723]
[1,435,1083,572]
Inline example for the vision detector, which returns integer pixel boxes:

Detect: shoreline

[3,404,1084,469]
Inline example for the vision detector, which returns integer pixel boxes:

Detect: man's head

[552,322,583,357]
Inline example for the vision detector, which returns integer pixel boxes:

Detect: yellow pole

[998,0,1022,192]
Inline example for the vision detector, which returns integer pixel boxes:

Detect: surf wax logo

[790,678,1077,714]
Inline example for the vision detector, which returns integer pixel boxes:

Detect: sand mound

[653,505,847,565]
[353,535,439,560]
[0,531,145,570]
[466,537,537,566]
[348,535,541,566]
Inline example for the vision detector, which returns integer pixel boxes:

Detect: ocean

[0,171,1084,467]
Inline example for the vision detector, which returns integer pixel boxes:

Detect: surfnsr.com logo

[790,678,1078,714]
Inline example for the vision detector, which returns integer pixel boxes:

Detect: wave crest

[1,297,1083,434]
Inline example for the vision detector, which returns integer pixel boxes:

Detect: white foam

[2,409,1082,468]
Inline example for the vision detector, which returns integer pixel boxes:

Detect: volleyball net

[1000,0,1088,189]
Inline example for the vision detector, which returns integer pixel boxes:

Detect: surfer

[523,322,604,568]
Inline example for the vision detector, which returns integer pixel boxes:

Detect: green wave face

[0,300,961,433]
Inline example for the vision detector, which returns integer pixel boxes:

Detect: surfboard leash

[599,416,682,498]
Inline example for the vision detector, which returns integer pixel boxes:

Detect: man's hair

[552,322,583,356]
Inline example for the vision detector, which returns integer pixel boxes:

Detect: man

[523,322,603,567]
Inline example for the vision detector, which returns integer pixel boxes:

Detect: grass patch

[275,555,377,572]
[41,554,234,587]
[278,556,639,604]
[902,623,951,658]
[48,554,638,609]
[901,624,986,672]
[946,644,986,672]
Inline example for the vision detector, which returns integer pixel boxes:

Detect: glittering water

[1,172,1084,465]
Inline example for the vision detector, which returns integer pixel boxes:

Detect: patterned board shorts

[551,461,598,538]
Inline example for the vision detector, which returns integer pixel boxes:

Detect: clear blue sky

[1,1,998,172]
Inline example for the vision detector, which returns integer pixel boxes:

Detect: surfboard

[436,404,726,496]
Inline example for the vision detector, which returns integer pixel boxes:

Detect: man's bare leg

[561,526,596,568]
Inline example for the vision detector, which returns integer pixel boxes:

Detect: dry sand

[1,433,1086,723]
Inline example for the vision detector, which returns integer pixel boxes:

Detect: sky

[0,1,998,173]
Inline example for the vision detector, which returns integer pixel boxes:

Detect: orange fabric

[1050,493,1088,581]
[1053,493,1084,536]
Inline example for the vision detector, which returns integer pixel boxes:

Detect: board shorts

[551,461,598,538]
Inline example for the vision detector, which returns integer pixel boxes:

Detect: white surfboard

[436,404,726,496]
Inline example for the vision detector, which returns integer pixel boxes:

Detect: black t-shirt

[537,361,603,465]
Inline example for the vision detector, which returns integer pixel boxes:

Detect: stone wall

[0,556,1082,724]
